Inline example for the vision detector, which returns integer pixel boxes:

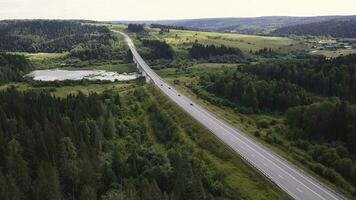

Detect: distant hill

[112,16,356,35]
[0,20,110,53]
[272,20,356,38]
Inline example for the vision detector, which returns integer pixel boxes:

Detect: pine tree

[33,163,61,200]
[80,184,96,200]
[5,139,31,193]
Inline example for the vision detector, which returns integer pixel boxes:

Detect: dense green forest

[0,87,262,200]
[0,53,30,84]
[198,71,310,112]
[253,48,279,58]
[0,20,110,53]
[142,39,174,59]
[273,20,356,38]
[0,20,126,61]
[140,39,174,60]
[189,44,243,63]
[242,54,356,102]
[150,24,189,31]
[128,24,145,33]
[286,99,356,187]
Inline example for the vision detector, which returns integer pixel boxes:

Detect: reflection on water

[26,69,140,82]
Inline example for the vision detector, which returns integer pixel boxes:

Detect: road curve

[116,30,346,200]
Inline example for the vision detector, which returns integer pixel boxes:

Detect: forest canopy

[0,53,30,84]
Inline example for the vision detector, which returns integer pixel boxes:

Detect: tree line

[141,39,174,60]
[0,20,128,61]
[273,19,356,38]
[253,48,279,58]
[199,70,310,112]
[0,53,30,84]
[128,24,145,33]
[0,20,111,53]
[242,54,356,102]
[189,43,243,62]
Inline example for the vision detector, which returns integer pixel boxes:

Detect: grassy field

[0,82,137,97]
[310,48,356,58]
[145,28,309,54]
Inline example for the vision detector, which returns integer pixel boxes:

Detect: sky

[0,0,356,21]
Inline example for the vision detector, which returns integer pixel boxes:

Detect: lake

[26,69,140,82]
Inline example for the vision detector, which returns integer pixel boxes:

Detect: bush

[257,119,270,129]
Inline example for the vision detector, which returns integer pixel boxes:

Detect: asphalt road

[116,30,345,200]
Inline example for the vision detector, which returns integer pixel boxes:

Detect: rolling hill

[272,19,356,38]
[113,15,356,35]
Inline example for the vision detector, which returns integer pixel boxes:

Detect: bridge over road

[115,30,346,200]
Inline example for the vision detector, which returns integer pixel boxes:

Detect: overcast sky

[0,0,356,20]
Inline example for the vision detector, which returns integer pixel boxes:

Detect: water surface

[26,69,140,82]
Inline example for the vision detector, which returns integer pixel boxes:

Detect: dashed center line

[297,188,303,193]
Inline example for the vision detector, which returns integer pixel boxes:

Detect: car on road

[190,103,194,106]
[168,87,171,89]
[178,94,181,96]
[160,84,163,86]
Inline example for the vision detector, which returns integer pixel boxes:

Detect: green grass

[0,82,137,98]
[156,63,237,85]
[51,83,135,97]
[145,28,309,54]
[310,48,356,58]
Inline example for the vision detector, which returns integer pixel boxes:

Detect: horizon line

[1,14,356,22]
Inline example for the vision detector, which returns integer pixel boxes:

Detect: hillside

[114,15,356,34]
[0,20,111,53]
[272,20,356,38]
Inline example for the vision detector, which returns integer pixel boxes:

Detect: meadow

[146,28,309,54]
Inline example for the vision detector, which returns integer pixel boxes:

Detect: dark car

[190,103,194,106]
[178,94,181,96]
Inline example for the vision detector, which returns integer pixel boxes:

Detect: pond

[26,69,140,82]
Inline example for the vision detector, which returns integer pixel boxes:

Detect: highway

[116,30,345,200]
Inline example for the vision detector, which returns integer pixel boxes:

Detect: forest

[0,20,124,61]
[189,44,243,63]
[272,19,356,38]
[141,39,174,60]
[128,24,145,33]
[253,48,279,58]
[0,87,247,200]
[286,99,356,187]
[0,53,30,84]
[242,54,356,102]
[198,71,310,112]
